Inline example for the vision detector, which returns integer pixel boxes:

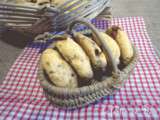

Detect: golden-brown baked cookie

[106,26,134,64]
[74,33,107,69]
[93,32,121,65]
[41,48,78,88]
[55,37,93,79]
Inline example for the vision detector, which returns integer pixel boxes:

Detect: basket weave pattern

[38,19,139,109]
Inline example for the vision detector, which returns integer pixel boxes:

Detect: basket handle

[68,19,119,74]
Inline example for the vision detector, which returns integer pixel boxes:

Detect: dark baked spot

[30,0,37,3]
[38,2,50,5]
[46,62,50,66]
[71,73,75,77]
[100,45,103,49]
[49,71,54,74]
[73,54,77,59]
[95,49,100,56]
[52,47,58,50]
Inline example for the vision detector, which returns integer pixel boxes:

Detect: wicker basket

[1,0,111,33]
[38,19,139,109]
[53,0,112,31]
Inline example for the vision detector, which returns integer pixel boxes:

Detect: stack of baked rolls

[40,26,134,88]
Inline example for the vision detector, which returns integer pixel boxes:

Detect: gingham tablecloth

[0,17,160,120]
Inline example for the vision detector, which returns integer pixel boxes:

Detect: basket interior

[41,33,128,88]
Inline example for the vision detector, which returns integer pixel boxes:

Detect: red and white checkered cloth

[0,17,160,120]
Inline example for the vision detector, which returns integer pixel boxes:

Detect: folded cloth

[0,17,160,119]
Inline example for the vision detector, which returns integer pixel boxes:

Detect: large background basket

[38,19,139,109]
[52,0,112,31]
[1,0,112,32]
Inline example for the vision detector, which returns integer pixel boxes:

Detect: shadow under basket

[38,19,139,109]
